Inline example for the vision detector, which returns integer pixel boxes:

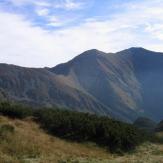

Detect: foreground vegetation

[0,115,111,163]
[0,116,163,163]
[0,102,147,153]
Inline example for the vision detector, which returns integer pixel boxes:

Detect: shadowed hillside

[133,117,157,132]
[156,120,163,132]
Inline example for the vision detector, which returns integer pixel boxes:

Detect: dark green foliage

[34,109,145,152]
[0,102,33,119]
[0,102,146,152]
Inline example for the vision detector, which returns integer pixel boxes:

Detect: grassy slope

[0,116,163,163]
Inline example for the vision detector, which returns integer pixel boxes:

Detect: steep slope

[51,48,163,121]
[0,64,110,116]
[117,48,163,120]
[50,49,142,121]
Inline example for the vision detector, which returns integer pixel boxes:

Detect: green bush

[34,109,146,152]
[0,102,33,119]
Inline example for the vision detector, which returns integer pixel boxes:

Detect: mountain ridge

[0,47,163,122]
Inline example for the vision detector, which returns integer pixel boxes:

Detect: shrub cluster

[0,102,146,152]
[0,102,33,119]
[35,109,145,152]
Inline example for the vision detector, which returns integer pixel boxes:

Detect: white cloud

[33,1,51,7]
[1,0,163,67]
[53,0,84,10]
[35,8,49,16]
[0,11,134,67]
[62,0,84,10]
[0,11,135,67]
[0,12,61,67]
[145,24,163,40]
[47,16,63,27]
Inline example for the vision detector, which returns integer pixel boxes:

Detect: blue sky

[0,0,128,28]
[0,0,163,67]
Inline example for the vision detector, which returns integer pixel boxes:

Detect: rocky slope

[0,47,163,122]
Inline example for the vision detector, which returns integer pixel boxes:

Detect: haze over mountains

[0,47,163,122]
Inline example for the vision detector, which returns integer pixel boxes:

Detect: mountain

[0,47,163,122]
[0,64,108,115]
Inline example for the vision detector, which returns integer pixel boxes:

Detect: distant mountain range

[0,47,163,122]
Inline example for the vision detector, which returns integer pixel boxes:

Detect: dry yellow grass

[0,116,163,163]
[0,116,111,163]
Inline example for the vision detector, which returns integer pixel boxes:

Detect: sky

[0,0,163,67]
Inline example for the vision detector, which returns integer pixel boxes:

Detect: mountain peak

[83,49,103,53]
[129,47,146,50]
[128,47,151,52]
[117,47,157,56]
[126,47,160,53]
[66,49,105,65]
[50,49,105,75]
[78,49,106,57]
[123,47,148,52]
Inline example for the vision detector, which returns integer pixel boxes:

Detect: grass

[0,115,163,163]
[0,116,111,163]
